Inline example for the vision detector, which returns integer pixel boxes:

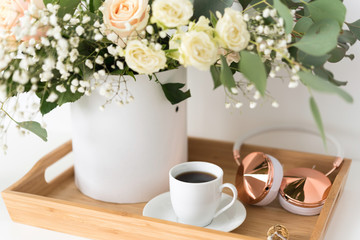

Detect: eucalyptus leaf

[328,47,346,63]
[307,0,346,27]
[192,0,233,20]
[338,30,357,45]
[297,50,330,68]
[18,121,48,142]
[210,65,222,89]
[310,97,326,147]
[220,55,237,91]
[273,0,293,34]
[294,19,340,56]
[299,71,353,103]
[238,51,267,96]
[294,17,313,34]
[314,67,347,86]
[346,19,360,41]
[160,83,191,105]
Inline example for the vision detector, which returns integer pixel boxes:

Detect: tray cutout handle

[10,140,73,195]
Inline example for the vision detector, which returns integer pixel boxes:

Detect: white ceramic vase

[71,68,187,203]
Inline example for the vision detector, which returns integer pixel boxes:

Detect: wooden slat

[2,137,351,240]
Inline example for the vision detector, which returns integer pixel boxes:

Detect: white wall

[187,0,360,160]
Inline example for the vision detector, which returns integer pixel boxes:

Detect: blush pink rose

[102,0,150,39]
[0,0,45,40]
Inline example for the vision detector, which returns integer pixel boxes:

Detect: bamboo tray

[2,138,351,240]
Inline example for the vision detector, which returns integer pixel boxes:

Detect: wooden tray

[2,138,351,240]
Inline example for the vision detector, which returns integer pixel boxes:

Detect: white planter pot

[71,68,187,203]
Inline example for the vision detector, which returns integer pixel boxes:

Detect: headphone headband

[233,126,344,174]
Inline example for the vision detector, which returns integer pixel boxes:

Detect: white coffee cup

[169,161,238,227]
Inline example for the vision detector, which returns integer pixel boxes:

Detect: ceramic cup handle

[213,183,238,219]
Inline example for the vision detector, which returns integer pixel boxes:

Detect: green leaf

[314,67,347,86]
[57,88,84,106]
[210,65,222,89]
[310,97,326,147]
[338,30,357,45]
[328,47,346,63]
[238,0,252,10]
[220,55,236,92]
[273,0,294,34]
[192,0,233,20]
[209,11,218,28]
[297,50,330,68]
[160,83,191,105]
[294,17,313,34]
[299,71,353,103]
[89,0,103,13]
[44,0,81,17]
[18,121,48,142]
[346,19,360,41]
[238,51,267,96]
[307,0,346,27]
[294,19,340,56]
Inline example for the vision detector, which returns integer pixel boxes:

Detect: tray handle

[10,140,73,193]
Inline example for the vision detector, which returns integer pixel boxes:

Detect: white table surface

[1,131,360,240]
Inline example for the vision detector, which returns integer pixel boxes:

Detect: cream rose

[216,8,250,52]
[102,0,150,39]
[151,0,193,28]
[125,40,166,74]
[177,31,218,71]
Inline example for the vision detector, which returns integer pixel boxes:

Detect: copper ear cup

[279,168,331,215]
[235,152,283,206]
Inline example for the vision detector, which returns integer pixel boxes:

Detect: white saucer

[143,192,246,232]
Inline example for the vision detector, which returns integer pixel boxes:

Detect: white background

[1,0,360,239]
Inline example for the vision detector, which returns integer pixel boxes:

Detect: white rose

[177,31,218,71]
[151,0,193,28]
[125,40,166,74]
[216,8,250,52]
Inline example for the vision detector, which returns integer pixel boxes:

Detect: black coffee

[175,171,216,183]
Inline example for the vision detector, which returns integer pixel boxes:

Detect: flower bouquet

[0,0,359,150]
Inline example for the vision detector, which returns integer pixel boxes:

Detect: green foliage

[309,97,326,147]
[328,47,346,63]
[18,121,48,141]
[299,71,353,103]
[44,0,82,17]
[294,17,313,34]
[238,0,253,10]
[210,65,222,89]
[313,67,347,86]
[220,55,237,92]
[307,0,346,27]
[297,50,330,68]
[191,0,233,20]
[273,0,293,34]
[338,30,357,45]
[346,20,360,41]
[294,19,340,56]
[160,82,191,105]
[89,0,103,13]
[238,51,267,96]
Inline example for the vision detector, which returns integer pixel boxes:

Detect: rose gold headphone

[233,126,344,216]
